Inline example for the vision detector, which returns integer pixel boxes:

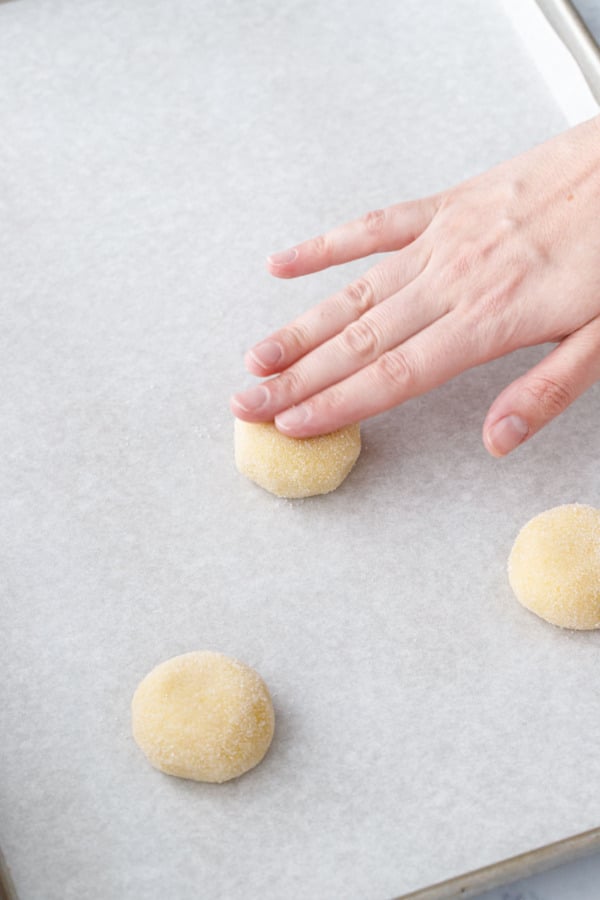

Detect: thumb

[483,318,600,457]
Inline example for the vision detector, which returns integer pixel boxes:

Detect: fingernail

[487,415,529,455]
[276,405,309,431]
[267,248,298,266]
[231,384,269,412]
[248,340,282,369]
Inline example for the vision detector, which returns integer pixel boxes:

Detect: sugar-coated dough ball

[131,651,275,783]
[508,504,600,629]
[234,419,361,498]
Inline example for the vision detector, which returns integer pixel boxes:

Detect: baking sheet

[504,0,600,118]
[1,1,600,898]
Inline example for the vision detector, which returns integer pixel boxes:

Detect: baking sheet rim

[0,845,17,900]
[397,825,600,899]
[536,0,600,101]
[2,822,599,900]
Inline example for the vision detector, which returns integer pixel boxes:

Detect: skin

[231,114,600,456]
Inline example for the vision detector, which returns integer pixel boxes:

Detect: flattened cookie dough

[508,503,600,629]
[234,419,361,498]
[132,651,275,782]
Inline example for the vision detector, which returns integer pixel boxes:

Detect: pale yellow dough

[508,503,600,629]
[234,419,361,498]
[131,651,275,783]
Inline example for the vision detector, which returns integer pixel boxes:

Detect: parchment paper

[1,1,599,898]
[503,0,599,122]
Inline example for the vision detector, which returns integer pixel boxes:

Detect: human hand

[231,115,600,456]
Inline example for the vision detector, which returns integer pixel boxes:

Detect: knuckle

[363,208,386,235]
[524,375,572,419]
[466,288,507,325]
[430,244,475,289]
[460,277,526,350]
[340,317,382,360]
[504,176,527,206]
[438,231,519,289]
[341,277,376,318]
[372,348,414,391]
[310,233,331,260]
[447,246,477,282]
[281,321,311,357]
[497,213,519,236]
[435,187,462,219]
[317,384,346,414]
[276,366,306,397]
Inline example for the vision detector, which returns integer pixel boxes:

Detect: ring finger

[242,238,432,378]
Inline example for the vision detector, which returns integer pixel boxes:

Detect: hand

[231,115,600,456]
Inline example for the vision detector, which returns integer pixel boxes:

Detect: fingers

[266,196,439,279]
[270,311,472,437]
[239,238,431,382]
[483,316,600,457]
[231,273,446,423]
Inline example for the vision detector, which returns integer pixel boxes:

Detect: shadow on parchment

[354,341,600,487]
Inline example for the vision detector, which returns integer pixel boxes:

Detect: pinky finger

[483,317,600,457]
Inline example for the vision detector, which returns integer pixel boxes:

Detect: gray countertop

[476,850,600,900]
[575,0,600,41]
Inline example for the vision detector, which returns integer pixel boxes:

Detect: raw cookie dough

[234,419,361,498]
[131,651,275,783]
[508,503,600,629]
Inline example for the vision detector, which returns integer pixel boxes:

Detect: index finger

[266,195,440,279]
[243,238,431,378]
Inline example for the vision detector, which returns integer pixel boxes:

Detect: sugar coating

[234,419,361,498]
[131,651,275,783]
[508,503,600,630]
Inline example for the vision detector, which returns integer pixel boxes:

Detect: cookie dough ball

[131,651,275,783]
[234,419,361,498]
[508,504,600,629]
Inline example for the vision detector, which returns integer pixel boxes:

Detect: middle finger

[240,270,448,420]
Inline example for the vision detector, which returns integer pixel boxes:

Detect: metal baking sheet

[538,0,600,101]
[405,827,600,899]
[1,1,599,897]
